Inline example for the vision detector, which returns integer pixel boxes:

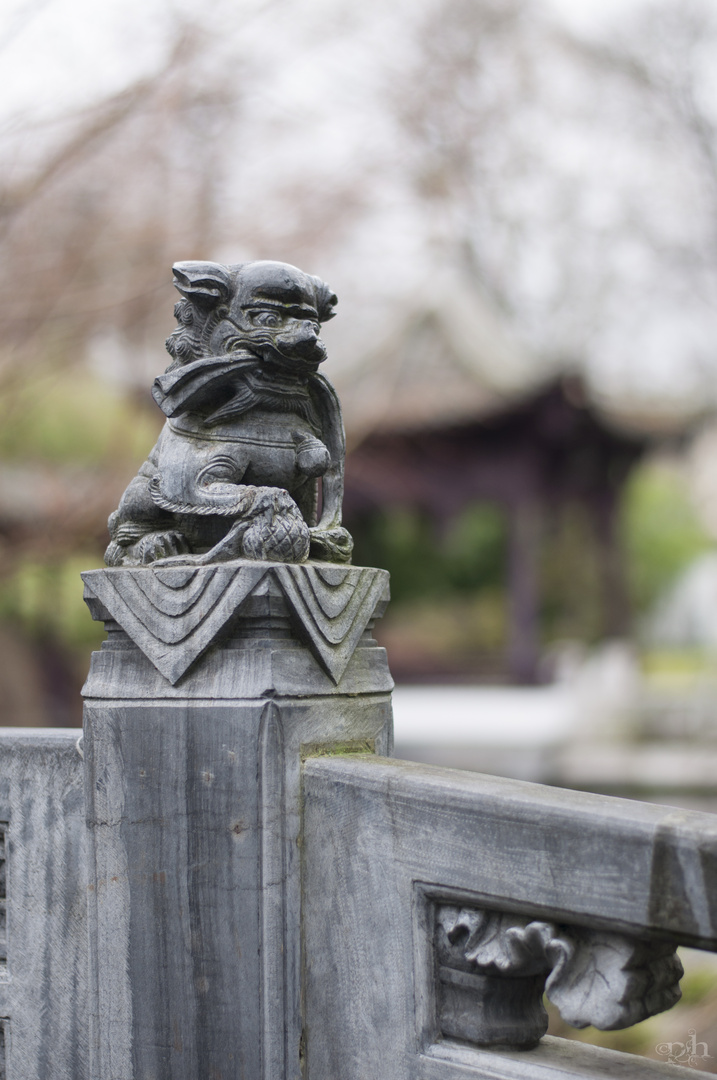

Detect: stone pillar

[81,560,392,1080]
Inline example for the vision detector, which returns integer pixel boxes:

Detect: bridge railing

[302,754,717,1080]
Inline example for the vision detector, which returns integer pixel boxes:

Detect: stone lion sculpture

[105,260,353,567]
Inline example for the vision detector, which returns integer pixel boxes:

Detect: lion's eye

[251,310,282,329]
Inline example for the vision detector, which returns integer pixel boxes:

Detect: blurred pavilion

[337,270,703,684]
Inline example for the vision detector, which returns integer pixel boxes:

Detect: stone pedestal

[81,561,392,1080]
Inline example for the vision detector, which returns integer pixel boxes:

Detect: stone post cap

[82,561,390,686]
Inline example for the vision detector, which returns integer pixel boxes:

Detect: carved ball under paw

[242,512,311,563]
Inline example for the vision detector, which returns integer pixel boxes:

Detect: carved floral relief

[435,904,683,1049]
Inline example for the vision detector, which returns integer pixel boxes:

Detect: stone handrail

[301,754,717,1079]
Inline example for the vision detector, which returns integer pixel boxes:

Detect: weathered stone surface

[0,729,87,1080]
[105,260,353,569]
[422,1035,715,1079]
[272,563,389,681]
[83,562,267,682]
[82,253,393,1075]
[435,905,682,1047]
[82,561,389,685]
[301,755,717,1079]
[83,565,393,1080]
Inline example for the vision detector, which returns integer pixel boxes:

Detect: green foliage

[0,372,161,465]
[350,503,506,604]
[443,505,508,592]
[540,503,604,643]
[349,505,509,666]
[0,370,161,702]
[640,649,714,680]
[623,460,712,615]
[351,458,713,662]
[377,590,507,658]
[678,962,717,1006]
[0,556,105,651]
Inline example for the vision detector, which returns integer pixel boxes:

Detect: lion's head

[164,259,337,373]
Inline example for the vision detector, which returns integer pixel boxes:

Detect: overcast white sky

[1,0,655,124]
[3,0,714,417]
[2,0,207,121]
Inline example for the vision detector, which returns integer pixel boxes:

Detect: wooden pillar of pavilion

[506,498,542,685]
[592,487,632,639]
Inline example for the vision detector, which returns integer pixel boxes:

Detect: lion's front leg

[103,433,193,566]
[105,526,191,567]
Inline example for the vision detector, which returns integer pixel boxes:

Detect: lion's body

[105,260,352,567]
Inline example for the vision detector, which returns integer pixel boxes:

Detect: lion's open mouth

[240,332,326,369]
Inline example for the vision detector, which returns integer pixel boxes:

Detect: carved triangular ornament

[83,562,389,686]
[274,565,389,683]
[82,564,269,684]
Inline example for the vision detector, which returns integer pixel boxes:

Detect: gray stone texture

[301,754,717,1080]
[82,561,390,687]
[82,563,393,1080]
[435,904,682,1046]
[0,729,87,1080]
[82,256,395,1078]
[104,260,353,569]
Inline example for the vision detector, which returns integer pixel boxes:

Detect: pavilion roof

[331,269,707,446]
[332,270,546,443]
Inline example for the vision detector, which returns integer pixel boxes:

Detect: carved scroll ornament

[435,905,683,1050]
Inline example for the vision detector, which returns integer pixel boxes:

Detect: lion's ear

[172,261,232,307]
[310,276,338,322]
